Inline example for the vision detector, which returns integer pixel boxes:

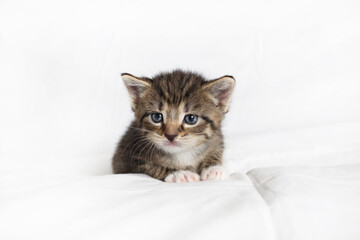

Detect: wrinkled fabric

[0,173,276,240]
[248,165,360,240]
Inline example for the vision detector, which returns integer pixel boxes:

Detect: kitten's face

[122,70,235,154]
[140,99,215,153]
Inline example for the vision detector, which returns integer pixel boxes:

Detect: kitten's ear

[121,73,151,110]
[203,75,235,113]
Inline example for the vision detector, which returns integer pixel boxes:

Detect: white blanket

[2,165,360,240]
[0,172,276,240]
[248,164,360,240]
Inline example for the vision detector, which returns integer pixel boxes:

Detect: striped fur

[112,70,235,181]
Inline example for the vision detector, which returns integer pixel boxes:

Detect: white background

[1,0,360,175]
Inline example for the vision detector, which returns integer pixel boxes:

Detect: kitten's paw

[164,170,200,183]
[201,165,229,181]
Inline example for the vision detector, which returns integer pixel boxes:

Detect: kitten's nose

[165,134,178,142]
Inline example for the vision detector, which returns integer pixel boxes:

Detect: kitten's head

[122,70,235,153]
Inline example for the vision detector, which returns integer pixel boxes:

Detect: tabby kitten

[112,70,235,183]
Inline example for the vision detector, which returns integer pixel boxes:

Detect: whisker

[120,135,146,153]
[129,138,150,165]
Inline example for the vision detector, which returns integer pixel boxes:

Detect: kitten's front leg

[200,165,229,181]
[164,170,200,183]
[144,164,198,183]
[144,164,174,181]
[198,160,229,181]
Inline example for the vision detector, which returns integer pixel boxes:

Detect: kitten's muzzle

[164,123,179,142]
[164,134,178,142]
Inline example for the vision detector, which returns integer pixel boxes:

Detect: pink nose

[165,134,177,142]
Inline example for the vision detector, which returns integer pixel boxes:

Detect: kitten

[112,70,235,183]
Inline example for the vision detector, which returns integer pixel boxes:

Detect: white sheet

[0,172,276,240]
[3,165,360,240]
[248,164,360,240]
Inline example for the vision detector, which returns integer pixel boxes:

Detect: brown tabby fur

[112,70,235,181]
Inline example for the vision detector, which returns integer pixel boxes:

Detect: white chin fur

[162,144,186,153]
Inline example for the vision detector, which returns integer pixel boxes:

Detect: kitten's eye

[151,113,163,123]
[184,114,198,125]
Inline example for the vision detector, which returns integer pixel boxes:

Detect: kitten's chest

[160,146,206,170]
